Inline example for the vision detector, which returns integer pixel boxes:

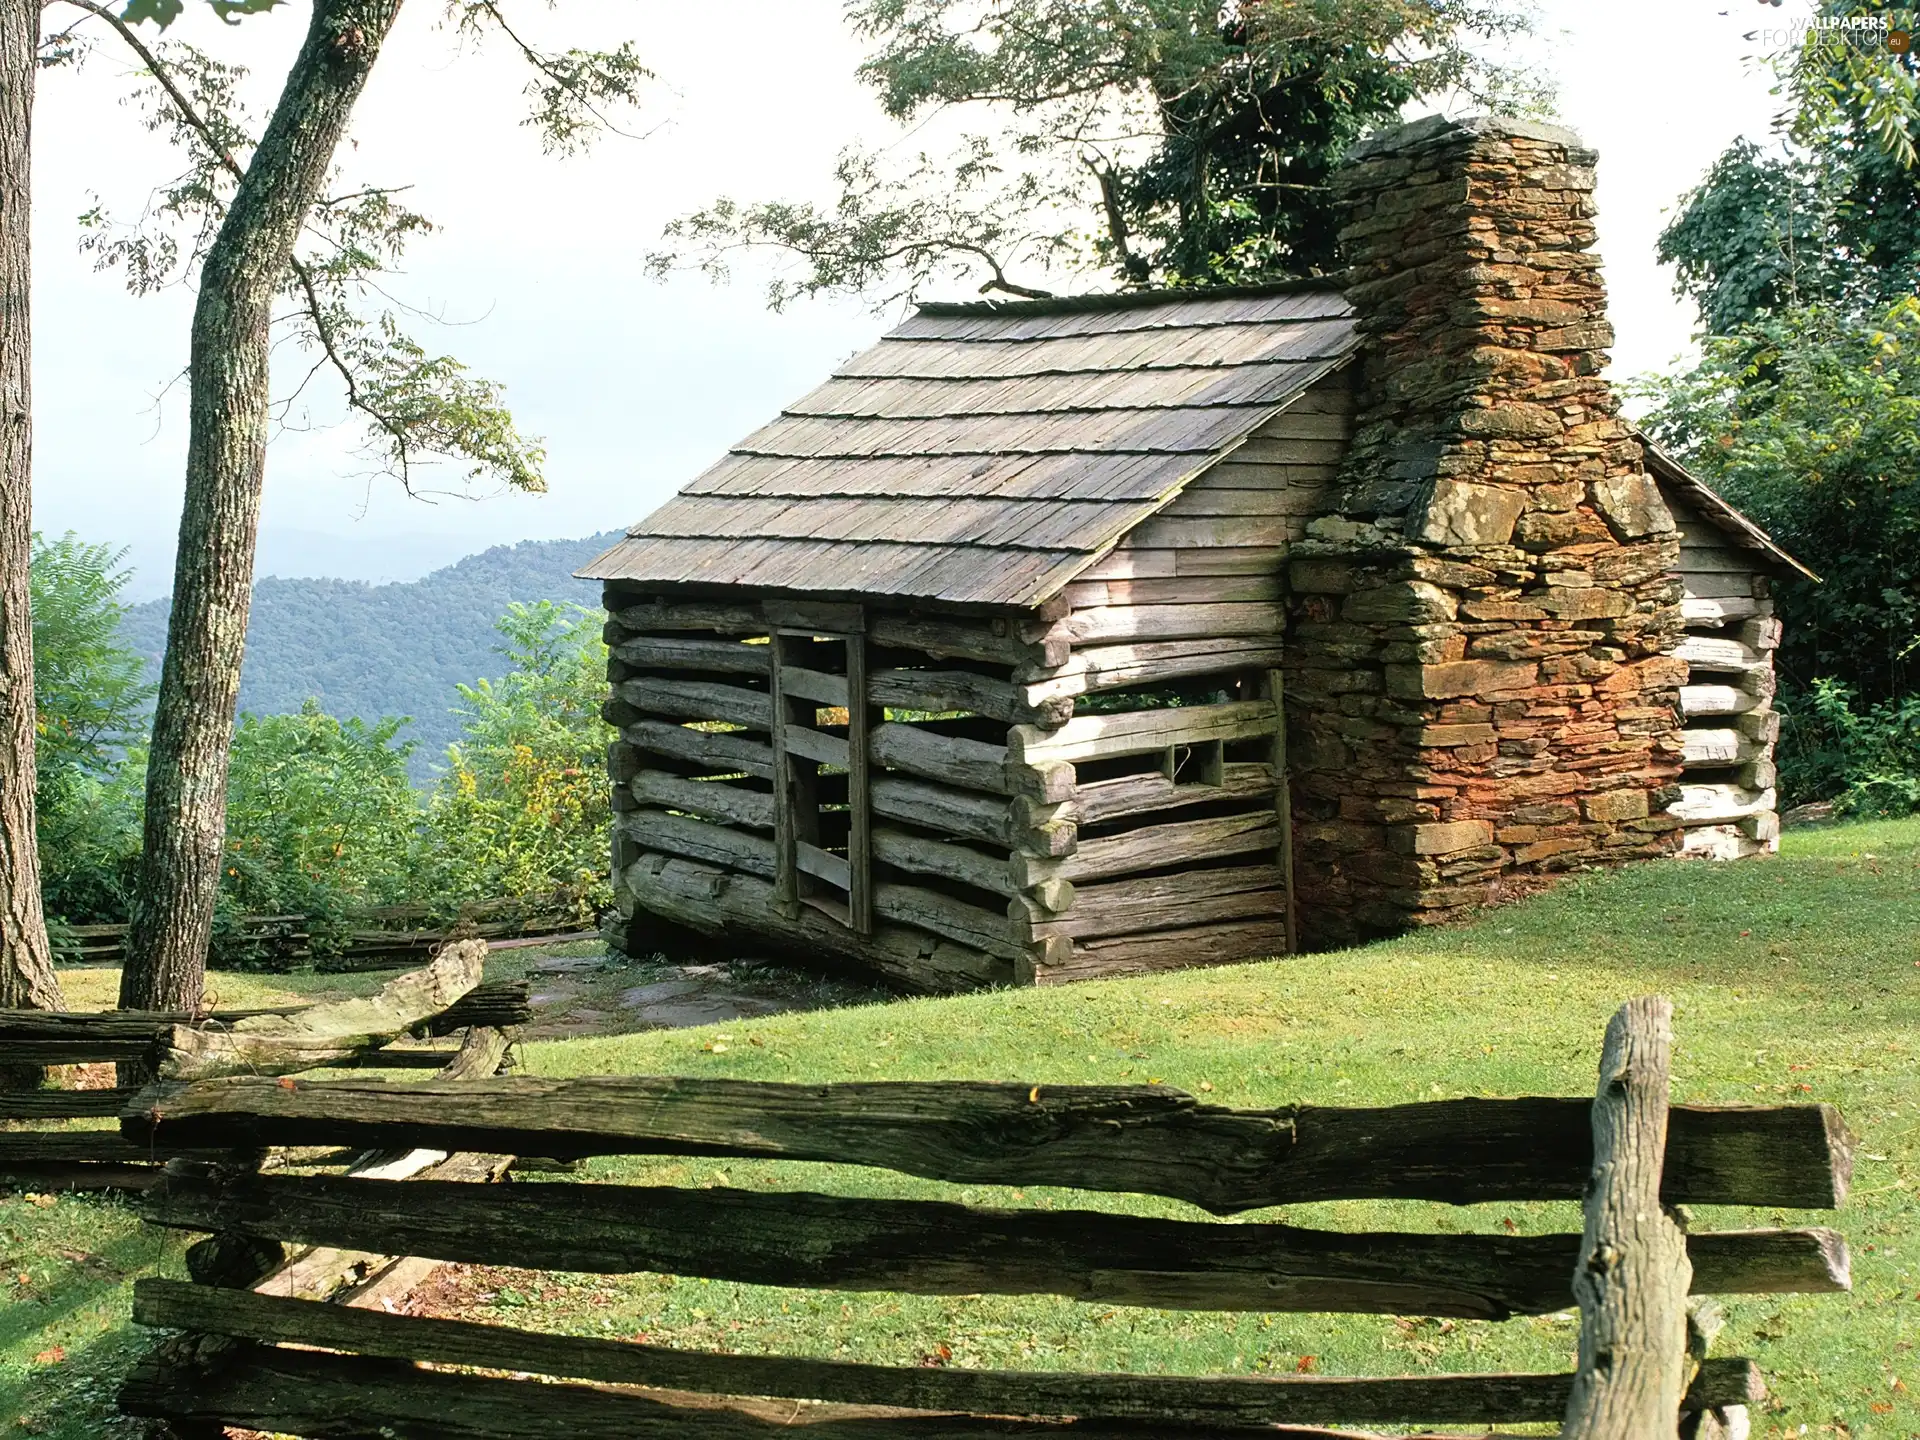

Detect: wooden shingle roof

[580,284,1358,608]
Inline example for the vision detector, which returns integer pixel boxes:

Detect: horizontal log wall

[1663,494,1781,860]
[603,588,1084,989]
[1004,377,1346,981]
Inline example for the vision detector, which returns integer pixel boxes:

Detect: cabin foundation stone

[1284,114,1685,944]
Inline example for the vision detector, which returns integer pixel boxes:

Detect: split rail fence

[0,945,529,1191]
[59,895,593,971]
[114,996,1849,1439]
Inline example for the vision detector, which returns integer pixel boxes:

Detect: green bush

[421,601,612,926]
[1637,298,1920,708]
[215,703,425,964]
[29,535,153,938]
[1779,678,1920,817]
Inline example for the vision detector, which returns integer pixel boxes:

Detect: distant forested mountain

[120,533,623,779]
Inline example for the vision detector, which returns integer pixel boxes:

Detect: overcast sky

[32,0,1806,599]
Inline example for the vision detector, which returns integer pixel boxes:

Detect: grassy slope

[4,823,1917,1438]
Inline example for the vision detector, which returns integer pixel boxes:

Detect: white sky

[31,0,1809,599]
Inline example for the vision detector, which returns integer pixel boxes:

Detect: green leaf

[119,0,184,30]
[206,0,285,24]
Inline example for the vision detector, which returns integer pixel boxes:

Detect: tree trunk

[120,0,406,1017]
[0,0,62,1034]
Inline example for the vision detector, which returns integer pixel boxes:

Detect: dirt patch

[517,948,889,1040]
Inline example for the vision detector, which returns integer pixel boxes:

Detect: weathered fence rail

[0,944,528,1191]
[59,895,592,971]
[116,996,1848,1439]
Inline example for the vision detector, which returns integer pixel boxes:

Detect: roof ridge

[914,277,1342,318]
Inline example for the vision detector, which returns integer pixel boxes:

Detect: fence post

[1561,995,1692,1439]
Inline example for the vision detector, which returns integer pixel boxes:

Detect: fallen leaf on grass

[24,1194,55,1209]
[32,1347,64,1365]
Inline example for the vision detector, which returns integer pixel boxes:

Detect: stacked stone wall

[1286,115,1686,943]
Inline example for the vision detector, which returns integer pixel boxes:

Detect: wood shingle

[580,285,1359,606]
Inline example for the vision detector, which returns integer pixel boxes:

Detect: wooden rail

[116,998,1850,1440]
[1,949,528,1192]
[57,896,588,970]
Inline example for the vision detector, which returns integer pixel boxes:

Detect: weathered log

[612,635,771,675]
[0,1160,166,1191]
[128,1279,1765,1428]
[126,1075,1854,1212]
[619,809,777,878]
[1030,918,1288,983]
[1010,700,1279,765]
[1065,602,1285,647]
[869,722,1005,794]
[0,1131,223,1165]
[623,719,776,780]
[0,1086,135,1119]
[630,771,776,829]
[137,1169,1846,1317]
[1561,996,1693,1440]
[253,1144,518,1303]
[1054,811,1280,885]
[874,882,1021,961]
[870,668,1072,728]
[1063,575,1283,609]
[1020,639,1289,697]
[158,944,486,1081]
[1669,785,1776,826]
[610,600,765,635]
[116,1339,1414,1440]
[1071,761,1275,828]
[618,677,773,731]
[623,852,1006,992]
[867,612,1066,670]
[1016,867,1283,943]
[1672,637,1768,675]
[1679,730,1763,768]
[1680,596,1762,627]
[414,981,531,1037]
[249,1036,513,1306]
[870,775,1010,848]
[1678,685,1763,719]
[867,721,1075,804]
[871,826,1015,898]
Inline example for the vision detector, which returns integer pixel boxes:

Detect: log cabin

[581,113,1809,989]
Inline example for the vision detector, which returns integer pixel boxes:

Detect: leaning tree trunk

[121,0,406,1017]
[0,0,63,1033]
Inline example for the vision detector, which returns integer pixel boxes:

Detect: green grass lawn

[5,822,1918,1438]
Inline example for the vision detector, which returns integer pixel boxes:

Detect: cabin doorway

[766,603,872,935]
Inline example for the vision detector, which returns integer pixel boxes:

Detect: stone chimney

[1285,114,1686,944]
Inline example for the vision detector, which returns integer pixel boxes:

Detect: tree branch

[55,0,423,488]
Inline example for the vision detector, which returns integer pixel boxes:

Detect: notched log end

[1820,1103,1856,1207]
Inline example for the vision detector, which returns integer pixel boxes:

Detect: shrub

[422,601,612,925]
[215,704,423,963]
[1779,678,1920,817]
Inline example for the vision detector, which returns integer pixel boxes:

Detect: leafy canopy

[1639,299,1920,710]
[1658,2,1919,335]
[652,0,1544,306]
[1639,1,1919,808]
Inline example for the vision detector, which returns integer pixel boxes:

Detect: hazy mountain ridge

[120,532,623,777]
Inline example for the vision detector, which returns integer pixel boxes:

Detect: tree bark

[121,0,406,1016]
[0,0,62,1037]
